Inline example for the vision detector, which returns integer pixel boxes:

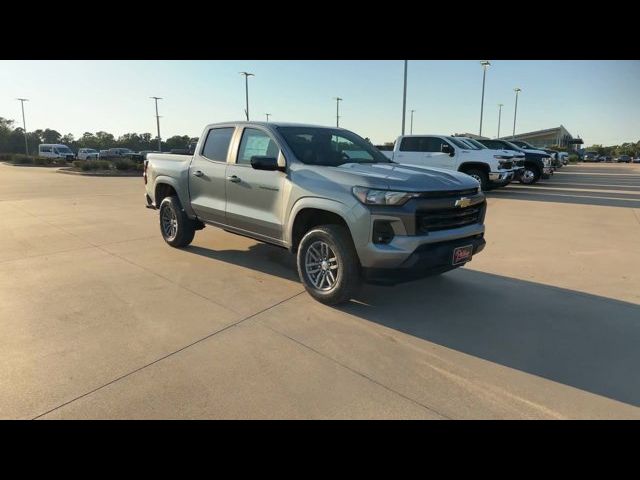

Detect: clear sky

[1,60,638,146]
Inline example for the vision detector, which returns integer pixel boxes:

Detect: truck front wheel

[159,196,196,248]
[464,168,490,191]
[519,165,541,185]
[296,225,361,305]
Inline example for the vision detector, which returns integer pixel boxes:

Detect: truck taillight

[143,160,148,184]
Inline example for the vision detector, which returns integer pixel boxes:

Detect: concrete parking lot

[1,162,639,419]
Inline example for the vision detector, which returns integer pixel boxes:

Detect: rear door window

[399,137,426,152]
[201,127,235,162]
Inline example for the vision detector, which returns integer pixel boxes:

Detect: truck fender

[285,197,356,248]
[153,175,190,213]
[458,162,491,174]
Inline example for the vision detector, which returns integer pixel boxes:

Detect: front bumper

[489,170,515,186]
[542,166,553,179]
[362,234,486,285]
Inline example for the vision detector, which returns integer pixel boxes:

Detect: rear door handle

[226,175,241,183]
[192,170,204,177]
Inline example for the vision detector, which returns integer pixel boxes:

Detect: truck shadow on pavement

[346,268,640,409]
[186,241,640,408]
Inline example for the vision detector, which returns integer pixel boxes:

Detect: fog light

[372,220,395,244]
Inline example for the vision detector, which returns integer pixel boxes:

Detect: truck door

[392,136,427,165]
[224,127,285,241]
[422,136,457,169]
[188,126,235,225]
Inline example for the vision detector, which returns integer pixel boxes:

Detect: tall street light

[497,103,503,138]
[334,97,343,127]
[410,109,416,134]
[150,97,162,152]
[240,72,254,121]
[401,60,408,135]
[479,60,491,136]
[512,88,522,139]
[265,113,271,122]
[16,98,29,156]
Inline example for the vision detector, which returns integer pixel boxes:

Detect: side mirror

[441,144,454,156]
[251,156,281,171]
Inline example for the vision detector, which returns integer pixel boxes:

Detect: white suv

[78,148,99,160]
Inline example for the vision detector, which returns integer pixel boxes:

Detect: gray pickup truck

[144,122,487,305]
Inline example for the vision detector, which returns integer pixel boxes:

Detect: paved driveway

[1,162,639,419]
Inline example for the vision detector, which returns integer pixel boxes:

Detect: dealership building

[499,125,583,151]
[455,125,584,151]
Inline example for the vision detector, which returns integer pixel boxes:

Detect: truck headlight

[542,157,551,166]
[352,186,417,206]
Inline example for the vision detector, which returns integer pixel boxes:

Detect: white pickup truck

[380,134,516,191]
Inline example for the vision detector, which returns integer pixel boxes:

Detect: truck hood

[326,162,479,192]
[521,148,549,156]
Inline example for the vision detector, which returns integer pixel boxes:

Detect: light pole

[512,88,522,139]
[401,60,408,135]
[334,97,343,127]
[240,72,254,121]
[150,97,162,152]
[497,103,503,138]
[479,61,491,136]
[16,98,29,156]
[265,113,271,122]
[410,109,416,134]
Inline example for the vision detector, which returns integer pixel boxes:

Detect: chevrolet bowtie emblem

[455,197,472,208]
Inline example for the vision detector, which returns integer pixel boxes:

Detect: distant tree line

[582,142,639,157]
[0,117,198,155]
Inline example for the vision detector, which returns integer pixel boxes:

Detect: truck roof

[203,121,345,130]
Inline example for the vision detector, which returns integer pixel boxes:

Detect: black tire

[519,164,541,185]
[159,196,196,248]
[296,224,361,305]
[464,168,490,191]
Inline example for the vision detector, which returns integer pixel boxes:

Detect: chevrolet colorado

[144,122,487,305]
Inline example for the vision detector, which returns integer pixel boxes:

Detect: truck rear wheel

[296,224,361,305]
[159,196,196,248]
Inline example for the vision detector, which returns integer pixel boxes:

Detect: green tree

[61,133,75,145]
[42,129,62,144]
[95,131,115,149]
[165,135,191,151]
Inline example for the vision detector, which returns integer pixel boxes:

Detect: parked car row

[582,152,638,163]
[376,135,555,191]
[37,144,161,162]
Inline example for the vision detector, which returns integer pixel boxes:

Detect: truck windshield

[447,137,473,149]
[502,141,524,151]
[278,126,392,166]
[463,138,487,149]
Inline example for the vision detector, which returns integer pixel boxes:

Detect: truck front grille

[417,203,484,233]
[499,161,513,169]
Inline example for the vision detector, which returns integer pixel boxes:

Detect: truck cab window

[201,127,235,162]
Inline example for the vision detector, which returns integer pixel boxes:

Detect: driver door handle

[192,170,204,177]
[226,175,241,183]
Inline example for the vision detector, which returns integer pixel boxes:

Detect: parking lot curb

[57,167,142,177]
